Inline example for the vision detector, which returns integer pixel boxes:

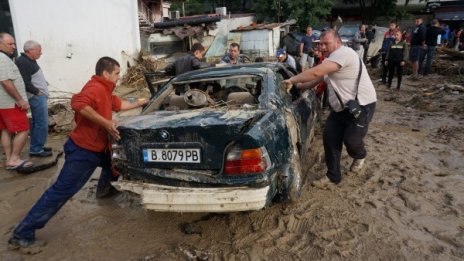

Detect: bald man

[0,33,32,171]
[283,30,377,187]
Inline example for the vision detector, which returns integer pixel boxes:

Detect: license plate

[143,148,201,163]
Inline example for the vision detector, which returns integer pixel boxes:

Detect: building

[426,0,464,24]
[1,0,141,96]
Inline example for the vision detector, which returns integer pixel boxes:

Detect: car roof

[173,62,285,81]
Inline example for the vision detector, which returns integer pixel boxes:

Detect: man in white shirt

[276,49,298,72]
[0,33,33,171]
[283,29,377,187]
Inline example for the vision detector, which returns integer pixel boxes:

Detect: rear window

[143,75,263,114]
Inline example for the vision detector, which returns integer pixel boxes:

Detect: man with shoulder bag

[282,29,377,187]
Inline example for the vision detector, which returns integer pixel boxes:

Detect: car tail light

[225,146,271,175]
[111,143,127,161]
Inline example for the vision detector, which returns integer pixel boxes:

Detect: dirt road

[0,73,463,261]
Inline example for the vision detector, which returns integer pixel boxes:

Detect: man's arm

[120,98,148,111]
[282,60,340,91]
[78,105,120,141]
[164,62,176,76]
[354,32,367,43]
[296,78,324,90]
[0,80,29,110]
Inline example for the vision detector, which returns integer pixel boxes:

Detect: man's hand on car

[282,79,293,93]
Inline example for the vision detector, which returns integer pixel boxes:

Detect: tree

[358,0,397,24]
[253,0,334,29]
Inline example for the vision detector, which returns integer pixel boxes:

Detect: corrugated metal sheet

[231,21,296,32]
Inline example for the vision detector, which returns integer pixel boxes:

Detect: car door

[274,67,314,152]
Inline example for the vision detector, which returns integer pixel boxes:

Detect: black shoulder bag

[334,58,363,119]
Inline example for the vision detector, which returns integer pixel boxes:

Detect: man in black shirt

[420,19,445,76]
[165,43,208,76]
[408,17,426,80]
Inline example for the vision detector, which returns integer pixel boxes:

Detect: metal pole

[182,1,185,17]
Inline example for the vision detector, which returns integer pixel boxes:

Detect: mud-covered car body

[112,63,320,212]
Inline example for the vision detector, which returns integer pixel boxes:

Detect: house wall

[205,16,255,61]
[271,27,281,57]
[240,30,272,58]
[9,0,141,97]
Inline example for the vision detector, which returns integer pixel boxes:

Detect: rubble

[120,51,165,88]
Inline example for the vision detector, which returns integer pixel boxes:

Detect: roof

[153,15,221,29]
[231,21,296,32]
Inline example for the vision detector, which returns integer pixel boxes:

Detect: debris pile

[120,51,165,88]
[48,102,75,133]
[434,48,464,78]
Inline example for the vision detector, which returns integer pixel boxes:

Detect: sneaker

[8,236,46,254]
[43,147,52,152]
[29,150,53,157]
[96,184,119,198]
[311,176,334,188]
[350,158,366,173]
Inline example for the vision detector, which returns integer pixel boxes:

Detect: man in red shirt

[8,57,148,251]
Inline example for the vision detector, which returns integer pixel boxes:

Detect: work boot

[350,158,366,173]
[311,176,335,189]
[96,184,119,198]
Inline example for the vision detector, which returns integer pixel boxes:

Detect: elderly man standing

[220,42,245,64]
[16,40,52,157]
[352,24,368,60]
[0,33,33,170]
[283,30,377,187]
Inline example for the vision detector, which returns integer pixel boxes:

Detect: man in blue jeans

[8,57,148,252]
[16,40,52,157]
[409,17,426,80]
[420,19,445,76]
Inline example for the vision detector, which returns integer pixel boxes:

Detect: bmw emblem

[159,130,170,141]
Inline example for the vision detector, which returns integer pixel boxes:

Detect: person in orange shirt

[9,57,148,251]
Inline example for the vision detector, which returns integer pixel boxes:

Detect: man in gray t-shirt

[283,29,377,187]
[0,33,33,170]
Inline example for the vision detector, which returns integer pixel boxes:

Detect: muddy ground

[0,68,463,260]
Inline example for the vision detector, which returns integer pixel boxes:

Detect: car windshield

[338,25,359,38]
[143,74,263,114]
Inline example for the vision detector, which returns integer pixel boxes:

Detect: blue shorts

[409,45,423,62]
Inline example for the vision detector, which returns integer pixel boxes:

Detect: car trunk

[117,109,266,172]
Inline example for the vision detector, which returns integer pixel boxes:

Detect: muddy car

[111,63,320,212]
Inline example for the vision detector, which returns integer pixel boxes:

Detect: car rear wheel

[279,148,302,203]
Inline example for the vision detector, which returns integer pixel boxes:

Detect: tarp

[366,26,389,59]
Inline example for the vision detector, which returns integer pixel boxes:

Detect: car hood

[118,108,267,130]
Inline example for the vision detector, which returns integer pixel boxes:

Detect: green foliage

[253,0,335,30]
[358,0,398,24]
[169,0,254,16]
